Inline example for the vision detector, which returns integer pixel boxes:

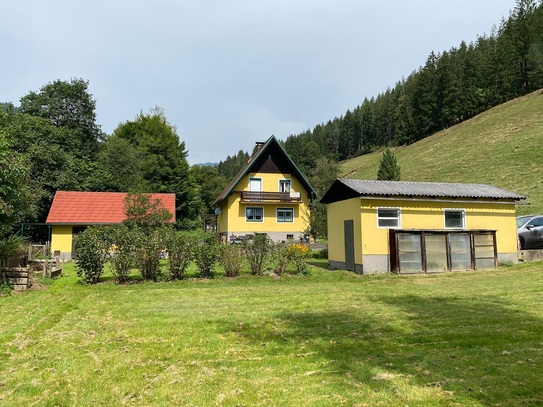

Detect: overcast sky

[1,1,515,164]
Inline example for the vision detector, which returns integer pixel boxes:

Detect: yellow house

[320,179,526,274]
[213,136,316,242]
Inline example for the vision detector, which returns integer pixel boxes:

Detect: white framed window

[246,207,263,222]
[277,208,294,222]
[279,179,291,193]
[444,209,465,229]
[249,177,262,192]
[377,207,401,228]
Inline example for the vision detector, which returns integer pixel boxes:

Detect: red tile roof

[46,191,176,224]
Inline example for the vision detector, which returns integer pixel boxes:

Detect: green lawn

[1,262,543,406]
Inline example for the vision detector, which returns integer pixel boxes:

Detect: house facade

[46,191,175,260]
[213,136,316,242]
[320,179,526,274]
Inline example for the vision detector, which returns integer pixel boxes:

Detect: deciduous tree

[19,78,103,159]
[191,165,227,214]
[113,108,201,226]
[0,133,30,235]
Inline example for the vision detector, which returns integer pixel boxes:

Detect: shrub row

[74,226,311,284]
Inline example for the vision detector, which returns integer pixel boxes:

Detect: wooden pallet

[1,268,30,291]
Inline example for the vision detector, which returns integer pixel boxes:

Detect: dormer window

[279,179,291,193]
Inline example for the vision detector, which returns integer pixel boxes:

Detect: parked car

[517,215,543,249]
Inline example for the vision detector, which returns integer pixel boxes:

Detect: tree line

[0,79,205,242]
[282,0,543,174]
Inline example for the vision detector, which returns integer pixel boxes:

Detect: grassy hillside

[340,89,543,215]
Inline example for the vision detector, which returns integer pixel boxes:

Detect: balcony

[240,191,302,204]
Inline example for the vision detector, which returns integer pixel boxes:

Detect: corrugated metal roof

[336,179,526,200]
[46,191,176,224]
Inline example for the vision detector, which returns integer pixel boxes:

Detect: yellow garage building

[320,179,526,274]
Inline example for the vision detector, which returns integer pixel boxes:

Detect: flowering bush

[286,244,310,275]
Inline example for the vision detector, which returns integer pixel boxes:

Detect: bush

[286,244,310,275]
[195,234,220,278]
[242,234,272,276]
[0,235,27,259]
[133,226,167,281]
[311,248,328,259]
[220,244,244,277]
[271,242,291,276]
[106,224,137,284]
[0,282,12,296]
[74,226,109,284]
[165,230,198,280]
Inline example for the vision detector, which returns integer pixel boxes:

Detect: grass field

[1,261,543,406]
[340,89,543,216]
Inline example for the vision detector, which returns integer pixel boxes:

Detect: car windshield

[517,216,534,228]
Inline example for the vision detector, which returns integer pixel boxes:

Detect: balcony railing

[240,191,302,203]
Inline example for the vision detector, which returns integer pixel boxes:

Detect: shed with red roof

[46,191,175,259]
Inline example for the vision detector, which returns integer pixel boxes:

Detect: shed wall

[50,226,73,260]
[326,198,363,268]
[360,198,518,256]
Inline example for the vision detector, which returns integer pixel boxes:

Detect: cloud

[0,0,514,164]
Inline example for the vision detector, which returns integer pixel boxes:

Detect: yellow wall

[326,198,362,264]
[50,225,73,256]
[328,197,519,263]
[217,172,311,237]
[360,198,518,255]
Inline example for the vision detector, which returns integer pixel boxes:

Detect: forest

[0,0,542,241]
[281,0,543,174]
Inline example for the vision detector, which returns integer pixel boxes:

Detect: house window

[377,207,401,228]
[249,177,262,192]
[279,179,291,193]
[246,207,263,222]
[277,208,294,222]
[445,209,465,228]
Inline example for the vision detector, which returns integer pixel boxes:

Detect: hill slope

[340,89,543,215]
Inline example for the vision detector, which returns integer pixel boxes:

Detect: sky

[1,0,516,165]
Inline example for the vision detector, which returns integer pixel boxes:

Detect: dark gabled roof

[320,179,527,204]
[213,135,316,206]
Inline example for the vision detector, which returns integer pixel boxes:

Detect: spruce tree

[377,149,401,181]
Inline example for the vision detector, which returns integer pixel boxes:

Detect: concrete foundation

[517,249,543,263]
[226,231,306,243]
[328,260,363,274]
[361,254,390,274]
